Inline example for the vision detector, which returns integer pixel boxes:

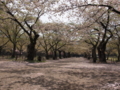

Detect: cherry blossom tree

[0,0,58,60]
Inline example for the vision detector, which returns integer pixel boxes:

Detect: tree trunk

[11,43,16,58]
[68,52,71,58]
[58,50,62,59]
[97,45,106,63]
[27,43,36,61]
[117,54,120,62]
[46,54,49,60]
[45,50,49,60]
[117,45,120,62]
[92,47,97,63]
[0,41,9,56]
[63,51,66,58]
[27,33,39,61]
[0,46,2,55]
[53,50,57,60]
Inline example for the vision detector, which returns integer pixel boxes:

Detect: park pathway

[0,57,120,90]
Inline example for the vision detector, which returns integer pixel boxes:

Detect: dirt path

[0,57,120,90]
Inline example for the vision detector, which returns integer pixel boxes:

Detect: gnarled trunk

[92,47,97,63]
[97,45,106,63]
[27,43,36,61]
[27,34,39,61]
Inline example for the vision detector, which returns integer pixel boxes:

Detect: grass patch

[107,56,118,63]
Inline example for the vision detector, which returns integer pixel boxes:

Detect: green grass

[107,56,118,63]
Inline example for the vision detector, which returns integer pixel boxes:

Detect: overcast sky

[40,13,71,23]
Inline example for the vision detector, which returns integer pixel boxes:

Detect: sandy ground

[0,57,120,90]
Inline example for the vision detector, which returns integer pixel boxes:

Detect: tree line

[0,0,120,63]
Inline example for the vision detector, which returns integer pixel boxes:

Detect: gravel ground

[0,57,120,90]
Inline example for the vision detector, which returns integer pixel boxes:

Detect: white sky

[39,0,87,24]
[40,11,83,24]
[40,14,71,23]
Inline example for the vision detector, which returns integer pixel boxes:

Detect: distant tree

[96,10,114,63]
[0,37,9,55]
[38,22,73,59]
[113,25,120,61]
[17,33,28,56]
[0,20,23,58]
[105,42,116,60]
[85,28,100,63]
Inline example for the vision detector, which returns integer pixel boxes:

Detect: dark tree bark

[63,51,66,58]
[58,50,62,59]
[68,52,71,58]
[117,44,120,62]
[0,46,2,55]
[27,44,35,60]
[96,10,113,63]
[92,47,97,63]
[0,40,9,55]
[53,50,57,60]
[45,51,49,60]
[97,43,107,63]
[11,43,16,58]
[85,28,100,63]
[27,34,39,60]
